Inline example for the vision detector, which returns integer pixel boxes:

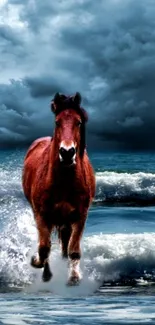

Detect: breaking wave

[1,166,155,207]
[95,171,155,205]
[83,233,155,285]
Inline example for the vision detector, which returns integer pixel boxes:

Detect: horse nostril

[59,147,65,157]
[69,147,75,158]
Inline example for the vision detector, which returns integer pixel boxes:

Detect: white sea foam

[83,232,155,283]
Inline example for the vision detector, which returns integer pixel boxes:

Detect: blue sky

[1,0,155,150]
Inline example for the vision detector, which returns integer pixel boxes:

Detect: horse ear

[51,93,61,114]
[73,92,81,106]
[54,92,61,104]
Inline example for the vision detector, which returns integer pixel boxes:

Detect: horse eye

[55,120,60,127]
[77,121,82,127]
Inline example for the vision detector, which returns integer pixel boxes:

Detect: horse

[22,92,96,285]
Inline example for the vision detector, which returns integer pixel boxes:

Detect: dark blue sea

[1,149,155,324]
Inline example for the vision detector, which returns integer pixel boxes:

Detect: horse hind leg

[42,260,52,282]
[31,215,53,282]
[58,225,71,259]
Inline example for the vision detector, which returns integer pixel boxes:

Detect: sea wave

[1,167,155,207]
[95,171,155,205]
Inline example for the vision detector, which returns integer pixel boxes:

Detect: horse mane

[51,92,88,157]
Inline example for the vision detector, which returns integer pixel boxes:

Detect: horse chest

[36,168,89,224]
[44,182,79,225]
[52,179,77,203]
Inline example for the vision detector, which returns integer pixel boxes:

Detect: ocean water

[0,149,155,324]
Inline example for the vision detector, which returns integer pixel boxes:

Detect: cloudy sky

[1,0,155,151]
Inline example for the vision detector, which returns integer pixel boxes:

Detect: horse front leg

[31,215,53,282]
[67,217,86,285]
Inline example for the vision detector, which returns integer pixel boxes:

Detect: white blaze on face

[60,141,75,151]
[59,141,76,164]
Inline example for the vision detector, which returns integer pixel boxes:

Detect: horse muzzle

[59,142,76,166]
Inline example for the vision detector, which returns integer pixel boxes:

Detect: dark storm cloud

[1,0,155,150]
[25,76,65,98]
[0,80,55,147]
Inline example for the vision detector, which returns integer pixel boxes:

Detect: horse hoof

[67,276,80,286]
[42,262,53,282]
[31,256,44,269]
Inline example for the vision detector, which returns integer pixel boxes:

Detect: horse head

[51,92,88,166]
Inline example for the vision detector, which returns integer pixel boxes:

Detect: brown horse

[22,92,95,285]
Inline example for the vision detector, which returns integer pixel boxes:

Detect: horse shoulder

[24,137,52,161]
[23,137,53,203]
